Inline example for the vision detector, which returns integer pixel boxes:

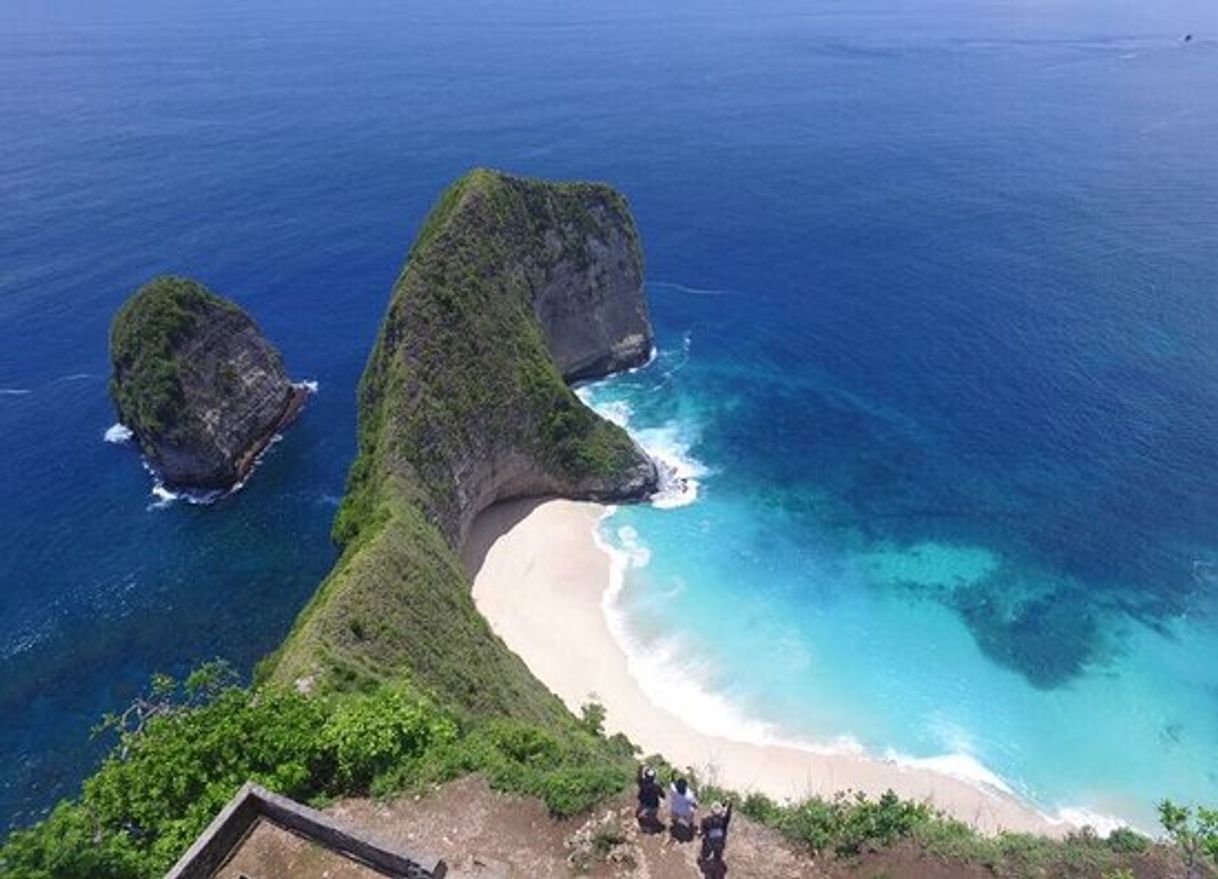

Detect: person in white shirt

[668,776,698,837]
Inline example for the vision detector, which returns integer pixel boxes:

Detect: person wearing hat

[699,799,733,863]
[635,765,666,829]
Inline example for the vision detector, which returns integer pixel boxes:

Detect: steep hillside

[265,169,657,720]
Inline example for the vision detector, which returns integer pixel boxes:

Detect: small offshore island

[0,170,1200,878]
[109,276,308,492]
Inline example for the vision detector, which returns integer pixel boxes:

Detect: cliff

[264,169,658,717]
[109,276,306,490]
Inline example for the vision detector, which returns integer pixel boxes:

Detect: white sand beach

[465,498,1066,836]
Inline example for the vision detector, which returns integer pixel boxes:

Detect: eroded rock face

[355,169,659,548]
[528,191,653,382]
[109,276,306,490]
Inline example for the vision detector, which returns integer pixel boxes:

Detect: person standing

[699,800,733,863]
[668,777,699,838]
[636,765,666,829]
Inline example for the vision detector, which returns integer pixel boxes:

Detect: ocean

[2,0,1217,832]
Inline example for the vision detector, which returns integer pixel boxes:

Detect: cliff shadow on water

[263,168,659,723]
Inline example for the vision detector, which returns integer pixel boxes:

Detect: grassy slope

[263,168,649,724]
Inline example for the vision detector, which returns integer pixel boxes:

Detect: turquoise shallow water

[581,326,1218,831]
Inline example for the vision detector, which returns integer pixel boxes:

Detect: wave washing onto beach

[576,343,1137,832]
[593,494,1130,829]
[594,515,816,752]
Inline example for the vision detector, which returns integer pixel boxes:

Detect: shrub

[321,687,456,791]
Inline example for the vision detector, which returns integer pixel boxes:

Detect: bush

[1106,825,1150,854]
[322,687,456,790]
[768,789,933,858]
[3,670,618,877]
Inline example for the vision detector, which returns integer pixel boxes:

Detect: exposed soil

[327,777,1187,879]
[329,776,822,879]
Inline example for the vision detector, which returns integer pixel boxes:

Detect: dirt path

[327,776,824,879]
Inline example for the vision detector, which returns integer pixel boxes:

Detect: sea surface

[3,0,1217,833]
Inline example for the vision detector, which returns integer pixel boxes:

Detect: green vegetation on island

[109,275,303,489]
[109,276,239,441]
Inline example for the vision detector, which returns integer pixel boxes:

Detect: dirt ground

[327,777,1185,879]
[329,776,823,879]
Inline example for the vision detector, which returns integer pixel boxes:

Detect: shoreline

[466,498,1067,837]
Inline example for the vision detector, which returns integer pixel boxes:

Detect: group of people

[635,765,734,867]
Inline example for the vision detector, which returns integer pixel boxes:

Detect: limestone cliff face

[525,183,652,382]
[109,276,306,490]
[352,168,658,548]
[269,170,658,708]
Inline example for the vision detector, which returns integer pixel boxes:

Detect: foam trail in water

[104,423,133,444]
[0,388,32,396]
[651,280,736,297]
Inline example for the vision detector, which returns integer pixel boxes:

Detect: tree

[1159,800,1218,878]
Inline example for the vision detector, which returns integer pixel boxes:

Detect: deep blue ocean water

[3,0,1217,832]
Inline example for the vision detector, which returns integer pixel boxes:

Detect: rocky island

[109,276,308,491]
[267,168,658,710]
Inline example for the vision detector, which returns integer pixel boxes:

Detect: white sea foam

[296,379,320,394]
[651,280,735,297]
[145,460,224,510]
[104,423,134,444]
[143,432,287,510]
[594,399,633,428]
[626,346,659,373]
[884,750,1015,795]
[1051,806,1131,837]
[576,372,707,510]
[593,511,864,755]
[0,388,32,396]
[633,422,709,509]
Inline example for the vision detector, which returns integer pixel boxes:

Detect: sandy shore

[466,498,1064,836]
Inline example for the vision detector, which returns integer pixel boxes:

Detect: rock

[109,275,306,491]
[354,168,659,547]
[524,182,653,381]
